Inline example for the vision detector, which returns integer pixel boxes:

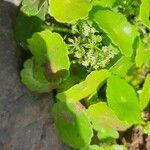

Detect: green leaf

[126,67,146,88]
[143,121,150,135]
[135,40,145,67]
[139,0,150,29]
[21,30,70,92]
[28,30,70,73]
[22,0,46,15]
[58,64,88,92]
[21,59,55,92]
[81,145,100,150]
[81,145,127,150]
[97,131,118,141]
[140,74,150,110]
[57,70,111,103]
[92,0,115,7]
[15,7,45,43]
[28,30,70,75]
[49,0,92,23]
[99,145,127,150]
[52,101,93,148]
[106,75,141,124]
[144,50,150,62]
[92,8,138,57]
[134,34,150,67]
[110,56,134,77]
[86,102,129,139]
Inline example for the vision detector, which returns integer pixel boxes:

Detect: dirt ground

[118,108,150,150]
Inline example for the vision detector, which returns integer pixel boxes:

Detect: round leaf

[86,102,129,139]
[52,101,93,148]
[28,30,70,73]
[106,75,141,124]
[49,0,92,23]
[21,59,54,92]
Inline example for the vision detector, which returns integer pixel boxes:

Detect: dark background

[0,0,70,149]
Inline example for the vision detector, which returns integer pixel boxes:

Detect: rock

[0,1,71,150]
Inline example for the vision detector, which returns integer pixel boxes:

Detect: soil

[119,108,150,150]
[120,126,150,150]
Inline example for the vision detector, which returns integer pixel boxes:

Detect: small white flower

[74,52,81,58]
[82,61,89,67]
[87,51,93,58]
[102,46,109,53]
[93,65,99,70]
[100,60,108,68]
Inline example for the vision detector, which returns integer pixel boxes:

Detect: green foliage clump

[15,0,150,149]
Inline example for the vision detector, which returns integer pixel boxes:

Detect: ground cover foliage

[15,0,150,149]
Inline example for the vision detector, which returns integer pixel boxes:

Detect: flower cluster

[68,21,117,71]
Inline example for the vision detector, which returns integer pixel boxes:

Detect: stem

[43,25,74,34]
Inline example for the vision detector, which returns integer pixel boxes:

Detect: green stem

[43,25,74,34]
